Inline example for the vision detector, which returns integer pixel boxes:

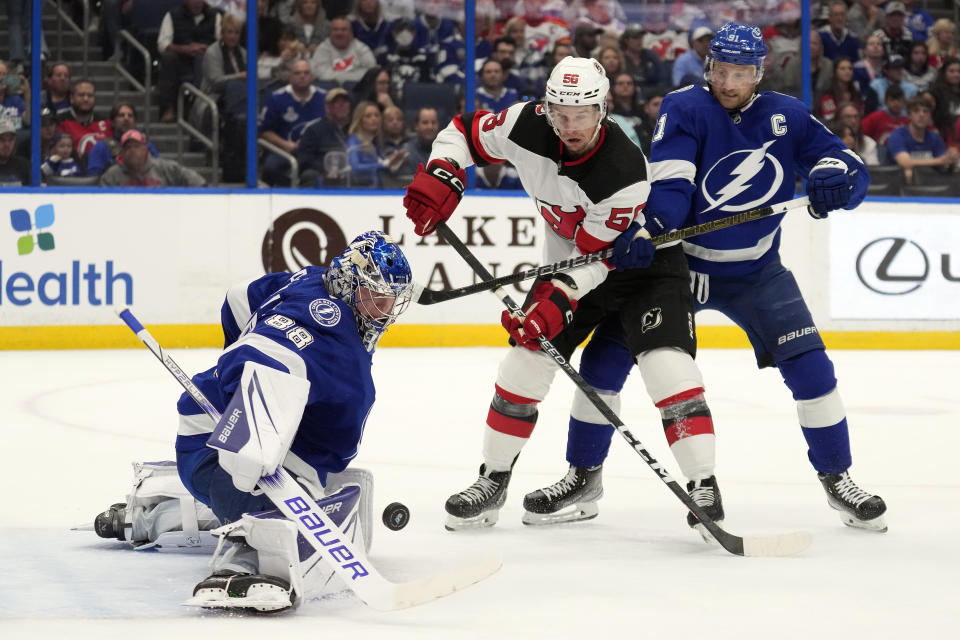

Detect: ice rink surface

[2,345,957,639]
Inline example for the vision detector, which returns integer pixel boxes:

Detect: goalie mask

[543,56,608,140]
[324,231,414,352]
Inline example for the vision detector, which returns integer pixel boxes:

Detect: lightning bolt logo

[701,140,784,213]
[704,140,777,212]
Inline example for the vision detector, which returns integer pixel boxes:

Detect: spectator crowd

[2,0,959,191]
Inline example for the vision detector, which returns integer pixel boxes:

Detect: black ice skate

[445,464,512,530]
[93,503,127,540]
[818,471,887,532]
[187,570,295,613]
[522,464,602,525]
[686,476,724,543]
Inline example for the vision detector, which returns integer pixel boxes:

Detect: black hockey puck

[382,502,410,531]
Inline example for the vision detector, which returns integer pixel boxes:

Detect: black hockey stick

[417,197,811,305]
[434,222,812,558]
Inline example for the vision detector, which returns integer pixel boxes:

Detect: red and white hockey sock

[657,387,716,480]
[483,384,538,471]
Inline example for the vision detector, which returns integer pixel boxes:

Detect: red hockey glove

[403,159,467,236]
[500,280,578,351]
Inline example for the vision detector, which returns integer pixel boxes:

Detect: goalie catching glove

[501,279,578,351]
[403,158,467,236]
[807,157,855,219]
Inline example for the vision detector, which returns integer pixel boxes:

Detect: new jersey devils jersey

[430,101,651,296]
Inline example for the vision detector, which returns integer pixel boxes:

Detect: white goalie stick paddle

[416,197,812,305]
[433,224,812,558]
[116,307,501,610]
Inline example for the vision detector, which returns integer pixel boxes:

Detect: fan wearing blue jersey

[258,59,327,186]
[94,231,415,611]
[564,22,888,534]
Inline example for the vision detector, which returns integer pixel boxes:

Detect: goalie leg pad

[324,467,374,553]
[198,484,369,607]
[102,461,220,550]
[275,453,375,553]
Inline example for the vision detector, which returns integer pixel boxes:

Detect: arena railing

[177,83,220,187]
[113,29,153,128]
[44,0,89,78]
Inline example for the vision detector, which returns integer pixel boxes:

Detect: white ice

[2,346,957,639]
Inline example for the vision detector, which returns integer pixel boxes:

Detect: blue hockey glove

[643,211,668,237]
[807,158,854,219]
[611,220,655,271]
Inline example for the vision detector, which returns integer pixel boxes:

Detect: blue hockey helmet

[705,22,767,85]
[325,230,414,352]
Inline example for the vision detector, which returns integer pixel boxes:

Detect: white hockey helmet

[543,56,609,134]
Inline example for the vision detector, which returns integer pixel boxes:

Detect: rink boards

[0,190,957,349]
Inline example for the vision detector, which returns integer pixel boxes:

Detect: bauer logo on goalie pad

[309,298,342,327]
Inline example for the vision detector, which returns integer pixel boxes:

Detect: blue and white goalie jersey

[175,267,374,491]
[648,86,869,276]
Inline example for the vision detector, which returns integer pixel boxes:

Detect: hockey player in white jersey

[561,22,887,532]
[93,231,415,611]
[402,56,723,531]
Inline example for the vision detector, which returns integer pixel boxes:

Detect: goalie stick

[433,223,812,558]
[116,307,501,610]
[417,197,811,305]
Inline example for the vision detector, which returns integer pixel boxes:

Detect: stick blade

[387,552,502,610]
[742,531,813,557]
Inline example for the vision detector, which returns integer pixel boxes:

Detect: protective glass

[544,103,602,133]
[704,60,763,91]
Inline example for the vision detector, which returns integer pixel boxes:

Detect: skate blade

[70,523,95,532]
[692,520,724,544]
[445,510,499,531]
[838,512,888,533]
[184,595,293,613]
[186,586,293,613]
[521,502,599,526]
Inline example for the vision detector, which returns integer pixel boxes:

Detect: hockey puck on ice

[382,502,410,531]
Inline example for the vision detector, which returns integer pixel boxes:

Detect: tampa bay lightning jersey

[257,85,326,142]
[647,86,869,276]
[175,267,374,488]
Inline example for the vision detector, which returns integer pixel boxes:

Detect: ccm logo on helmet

[562,73,580,84]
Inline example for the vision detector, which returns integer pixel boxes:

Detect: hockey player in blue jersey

[559,22,888,534]
[94,231,415,611]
